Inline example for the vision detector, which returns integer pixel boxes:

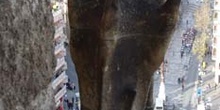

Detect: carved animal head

[68,0,180,110]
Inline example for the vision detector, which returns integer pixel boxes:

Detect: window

[214,25,217,31]
[213,48,216,57]
[215,13,218,18]
[219,63,220,70]
[214,37,217,44]
[218,75,220,83]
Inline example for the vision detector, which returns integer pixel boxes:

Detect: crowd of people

[63,79,78,110]
[180,27,197,58]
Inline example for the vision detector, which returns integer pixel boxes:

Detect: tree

[193,0,211,61]
[192,32,208,61]
[194,0,211,31]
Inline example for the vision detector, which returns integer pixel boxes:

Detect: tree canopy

[194,0,211,31]
[192,32,208,61]
[193,0,210,61]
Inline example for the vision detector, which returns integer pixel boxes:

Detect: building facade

[51,0,69,109]
[212,0,220,83]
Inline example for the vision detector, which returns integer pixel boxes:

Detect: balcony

[55,99,61,108]
[52,71,68,90]
[54,33,67,46]
[54,19,65,30]
[54,35,65,45]
[54,43,65,55]
[54,85,67,102]
[54,26,64,40]
[55,57,67,72]
[55,50,66,59]
[53,9,63,23]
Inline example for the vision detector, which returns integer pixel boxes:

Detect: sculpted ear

[156,0,181,34]
[160,0,181,14]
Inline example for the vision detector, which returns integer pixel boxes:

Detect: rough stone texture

[0,0,55,110]
[68,0,180,110]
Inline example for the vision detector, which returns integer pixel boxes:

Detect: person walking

[182,76,185,83]
[66,99,70,110]
[178,78,181,85]
[182,83,185,91]
[67,99,73,110]
[215,83,218,90]
[181,51,184,58]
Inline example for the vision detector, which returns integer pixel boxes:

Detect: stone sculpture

[68,0,180,109]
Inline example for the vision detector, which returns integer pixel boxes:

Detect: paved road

[63,47,80,110]
[63,8,80,109]
[182,55,199,110]
[65,48,79,92]
[63,1,80,109]
[153,0,202,109]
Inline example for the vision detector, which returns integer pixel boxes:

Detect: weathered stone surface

[68,0,180,110]
[0,0,55,110]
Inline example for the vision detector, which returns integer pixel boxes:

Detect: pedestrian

[182,83,184,91]
[76,106,79,110]
[182,76,185,83]
[66,99,70,110]
[178,78,181,84]
[67,99,73,110]
[69,103,73,110]
[71,83,76,91]
[206,85,209,91]
[208,83,211,89]
[215,83,218,90]
[165,60,168,64]
[181,51,184,58]
[73,84,76,90]
[72,97,75,106]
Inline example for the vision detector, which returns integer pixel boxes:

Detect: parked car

[154,98,164,110]
[205,97,212,110]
